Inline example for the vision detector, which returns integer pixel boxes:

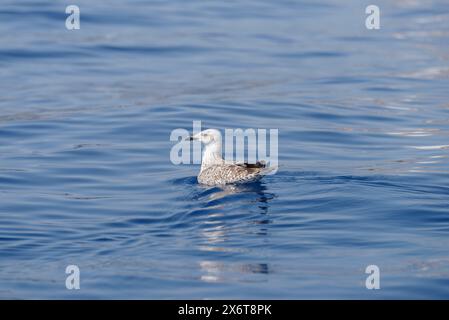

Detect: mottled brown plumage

[198,161,266,185]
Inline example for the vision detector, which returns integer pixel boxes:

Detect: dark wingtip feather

[240,160,266,169]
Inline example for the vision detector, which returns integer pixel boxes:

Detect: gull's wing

[198,162,267,185]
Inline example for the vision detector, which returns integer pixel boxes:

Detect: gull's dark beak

[185,135,194,141]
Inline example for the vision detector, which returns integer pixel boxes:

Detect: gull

[188,129,270,186]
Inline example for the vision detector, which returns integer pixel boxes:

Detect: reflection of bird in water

[195,181,275,238]
[193,178,275,283]
[201,181,275,215]
[187,129,275,186]
[199,260,271,283]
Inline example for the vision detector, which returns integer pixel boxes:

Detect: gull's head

[188,129,221,146]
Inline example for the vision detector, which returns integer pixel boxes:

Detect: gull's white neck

[201,141,224,169]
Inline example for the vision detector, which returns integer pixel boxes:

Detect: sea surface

[1,0,449,299]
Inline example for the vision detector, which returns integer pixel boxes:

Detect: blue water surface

[1,0,449,299]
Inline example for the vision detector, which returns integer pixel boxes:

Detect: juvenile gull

[188,129,269,186]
